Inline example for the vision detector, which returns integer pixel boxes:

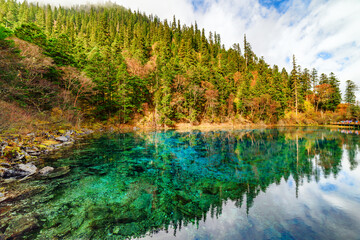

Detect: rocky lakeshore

[0,128,97,239]
[1,129,93,158]
[0,129,94,177]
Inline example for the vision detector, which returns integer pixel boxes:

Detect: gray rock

[27,150,41,156]
[2,169,27,178]
[26,133,35,137]
[23,151,31,158]
[0,192,4,198]
[84,129,94,134]
[65,130,74,136]
[55,136,69,142]
[0,162,11,168]
[39,166,54,175]
[43,166,70,179]
[17,163,37,175]
[13,152,25,161]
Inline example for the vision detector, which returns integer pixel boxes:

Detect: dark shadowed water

[1,127,360,239]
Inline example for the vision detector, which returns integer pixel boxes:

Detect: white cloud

[28,0,360,98]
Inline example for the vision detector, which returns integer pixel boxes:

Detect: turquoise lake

[2,127,360,239]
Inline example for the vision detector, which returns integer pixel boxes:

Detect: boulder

[2,169,28,179]
[2,163,38,179]
[17,163,37,175]
[55,136,69,142]
[39,166,54,175]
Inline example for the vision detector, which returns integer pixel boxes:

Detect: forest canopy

[0,0,357,126]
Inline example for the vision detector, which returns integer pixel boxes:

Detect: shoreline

[0,128,94,179]
[113,122,352,132]
[0,122,353,179]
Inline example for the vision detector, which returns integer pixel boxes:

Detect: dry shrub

[10,37,53,71]
[227,93,235,116]
[125,57,151,78]
[283,109,341,125]
[251,71,258,87]
[58,66,94,108]
[283,111,306,124]
[50,107,83,127]
[233,72,244,85]
[233,114,252,124]
[145,55,157,72]
[0,47,17,70]
[0,100,34,132]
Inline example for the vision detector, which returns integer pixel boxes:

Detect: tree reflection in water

[2,128,359,239]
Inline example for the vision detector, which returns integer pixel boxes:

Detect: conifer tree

[291,55,299,115]
[345,80,357,105]
[1,0,347,123]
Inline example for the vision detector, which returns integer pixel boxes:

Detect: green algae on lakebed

[1,127,360,239]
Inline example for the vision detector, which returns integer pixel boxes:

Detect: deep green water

[2,127,360,239]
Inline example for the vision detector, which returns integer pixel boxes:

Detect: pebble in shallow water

[39,166,54,175]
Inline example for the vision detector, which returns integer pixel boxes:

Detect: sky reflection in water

[8,128,360,239]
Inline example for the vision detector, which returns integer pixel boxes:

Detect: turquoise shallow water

[2,127,360,239]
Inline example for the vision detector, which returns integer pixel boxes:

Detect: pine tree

[1,0,349,123]
[327,72,341,111]
[311,68,318,92]
[291,55,299,115]
[345,80,358,104]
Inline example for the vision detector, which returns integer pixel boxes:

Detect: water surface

[1,127,360,239]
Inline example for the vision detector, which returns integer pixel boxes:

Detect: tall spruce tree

[345,80,357,105]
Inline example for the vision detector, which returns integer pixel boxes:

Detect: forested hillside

[0,0,357,128]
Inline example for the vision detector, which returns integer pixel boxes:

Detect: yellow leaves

[38,145,48,150]
[35,120,50,125]
[233,97,240,104]
[51,107,63,121]
[304,100,314,113]
[41,140,59,146]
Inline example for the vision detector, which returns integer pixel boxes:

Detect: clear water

[2,127,360,239]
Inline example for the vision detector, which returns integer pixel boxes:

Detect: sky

[30,0,360,98]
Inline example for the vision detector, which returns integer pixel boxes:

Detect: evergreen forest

[0,0,358,129]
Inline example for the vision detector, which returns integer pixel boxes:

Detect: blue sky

[30,0,360,98]
[258,0,291,13]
